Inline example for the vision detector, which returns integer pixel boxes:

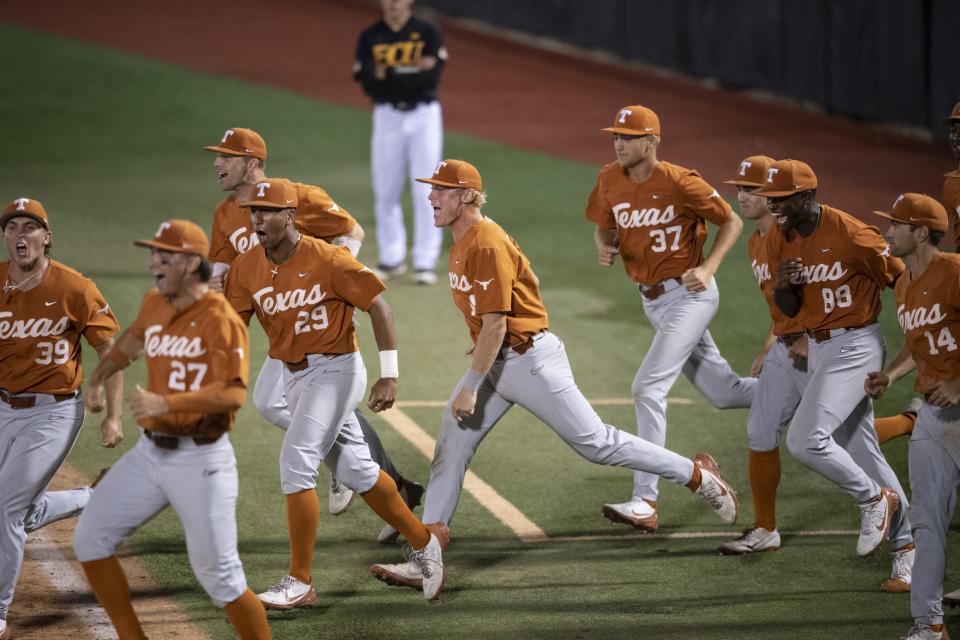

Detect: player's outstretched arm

[453,313,506,424]
[366,295,399,413]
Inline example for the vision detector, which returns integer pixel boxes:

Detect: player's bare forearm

[594,227,619,267]
[700,215,743,275]
[94,338,125,447]
[773,259,804,317]
[864,345,915,398]
[367,296,398,352]
[471,313,507,375]
[751,325,777,377]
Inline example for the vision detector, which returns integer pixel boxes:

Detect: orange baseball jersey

[127,289,249,435]
[895,253,960,393]
[765,205,904,332]
[943,170,960,247]
[448,218,548,347]
[0,260,118,394]
[225,236,385,361]
[747,229,804,336]
[585,161,734,285]
[209,178,357,265]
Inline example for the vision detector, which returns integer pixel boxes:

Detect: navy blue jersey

[354,15,446,105]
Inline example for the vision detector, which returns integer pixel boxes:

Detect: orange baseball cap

[135,219,210,257]
[204,127,267,160]
[753,159,818,197]
[602,105,661,136]
[415,160,483,190]
[724,155,776,187]
[943,102,960,124]
[239,179,299,209]
[1,197,49,229]
[873,193,948,233]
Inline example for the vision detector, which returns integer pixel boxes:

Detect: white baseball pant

[0,394,87,620]
[422,331,696,525]
[371,101,443,271]
[784,324,911,548]
[73,432,247,608]
[631,278,756,502]
[279,352,381,495]
[908,401,960,628]
[748,339,809,452]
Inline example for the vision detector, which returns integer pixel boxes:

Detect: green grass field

[1,23,954,639]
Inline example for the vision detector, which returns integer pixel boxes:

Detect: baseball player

[0,197,122,640]
[371,160,739,590]
[585,105,756,531]
[73,220,271,640]
[716,155,806,555]
[205,128,424,543]
[865,193,958,640]
[758,159,914,572]
[945,102,960,253]
[224,179,447,602]
[354,0,447,285]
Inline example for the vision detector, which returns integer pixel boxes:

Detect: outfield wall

[420,0,960,138]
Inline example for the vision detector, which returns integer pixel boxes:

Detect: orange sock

[224,589,272,640]
[749,448,781,531]
[685,464,702,491]
[81,557,147,640]
[361,470,430,549]
[285,488,319,583]
[874,412,917,446]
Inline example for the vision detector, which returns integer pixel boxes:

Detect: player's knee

[195,568,246,609]
[280,463,317,494]
[785,428,816,460]
[73,523,116,563]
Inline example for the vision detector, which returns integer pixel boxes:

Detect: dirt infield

[0,0,953,224]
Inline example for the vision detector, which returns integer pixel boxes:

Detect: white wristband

[338,236,362,257]
[462,368,485,392]
[379,350,399,379]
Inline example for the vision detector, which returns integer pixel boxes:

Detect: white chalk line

[395,396,693,408]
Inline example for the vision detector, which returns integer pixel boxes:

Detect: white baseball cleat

[693,453,738,525]
[901,624,948,639]
[370,559,424,590]
[412,270,438,286]
[718,527,781,555]
[857,487,899,557]
[601,499,658,532]
[944,588,960,608]
[881,545,914,593]
[328,476,354,516]
[257,575,317,610]
[409,532,446,600]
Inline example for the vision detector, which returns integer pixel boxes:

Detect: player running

[586,105,755,531]
[865,193,959,640]
[224,179,447,602]
[73,219,271,640]
[0,197,123,640]
[370,160,739,590]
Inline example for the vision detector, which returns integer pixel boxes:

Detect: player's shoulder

[935,252,960,274]
[201,290,246,325]
[410,14,441,33]
[292,180,333,202]
[822,205,878,235]
[471,218,517,254]
[48,260,101,291]
[657,161,699,180]
[230,243,265,275]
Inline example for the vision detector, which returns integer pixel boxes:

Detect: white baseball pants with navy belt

[371,101,443,271]
[73,431,247,608]
[748,338,810,452]
[0,393,87,621]
[908,401,960,628]
[631,277,756,502]
[784,324,911,548]
[422,331,697,525]
[280,352,381,495]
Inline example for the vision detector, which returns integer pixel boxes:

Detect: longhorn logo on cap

[13,198,29,211]
[221,130,235,144]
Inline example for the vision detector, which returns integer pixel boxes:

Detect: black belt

[639,277,683,301]
[777,333,805,347]
[380,100,433,111]
[495,330,547,360]
[144,429,222,450]
[0,389,76,410]
[806,324,868,343]
[285,358,310,372]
